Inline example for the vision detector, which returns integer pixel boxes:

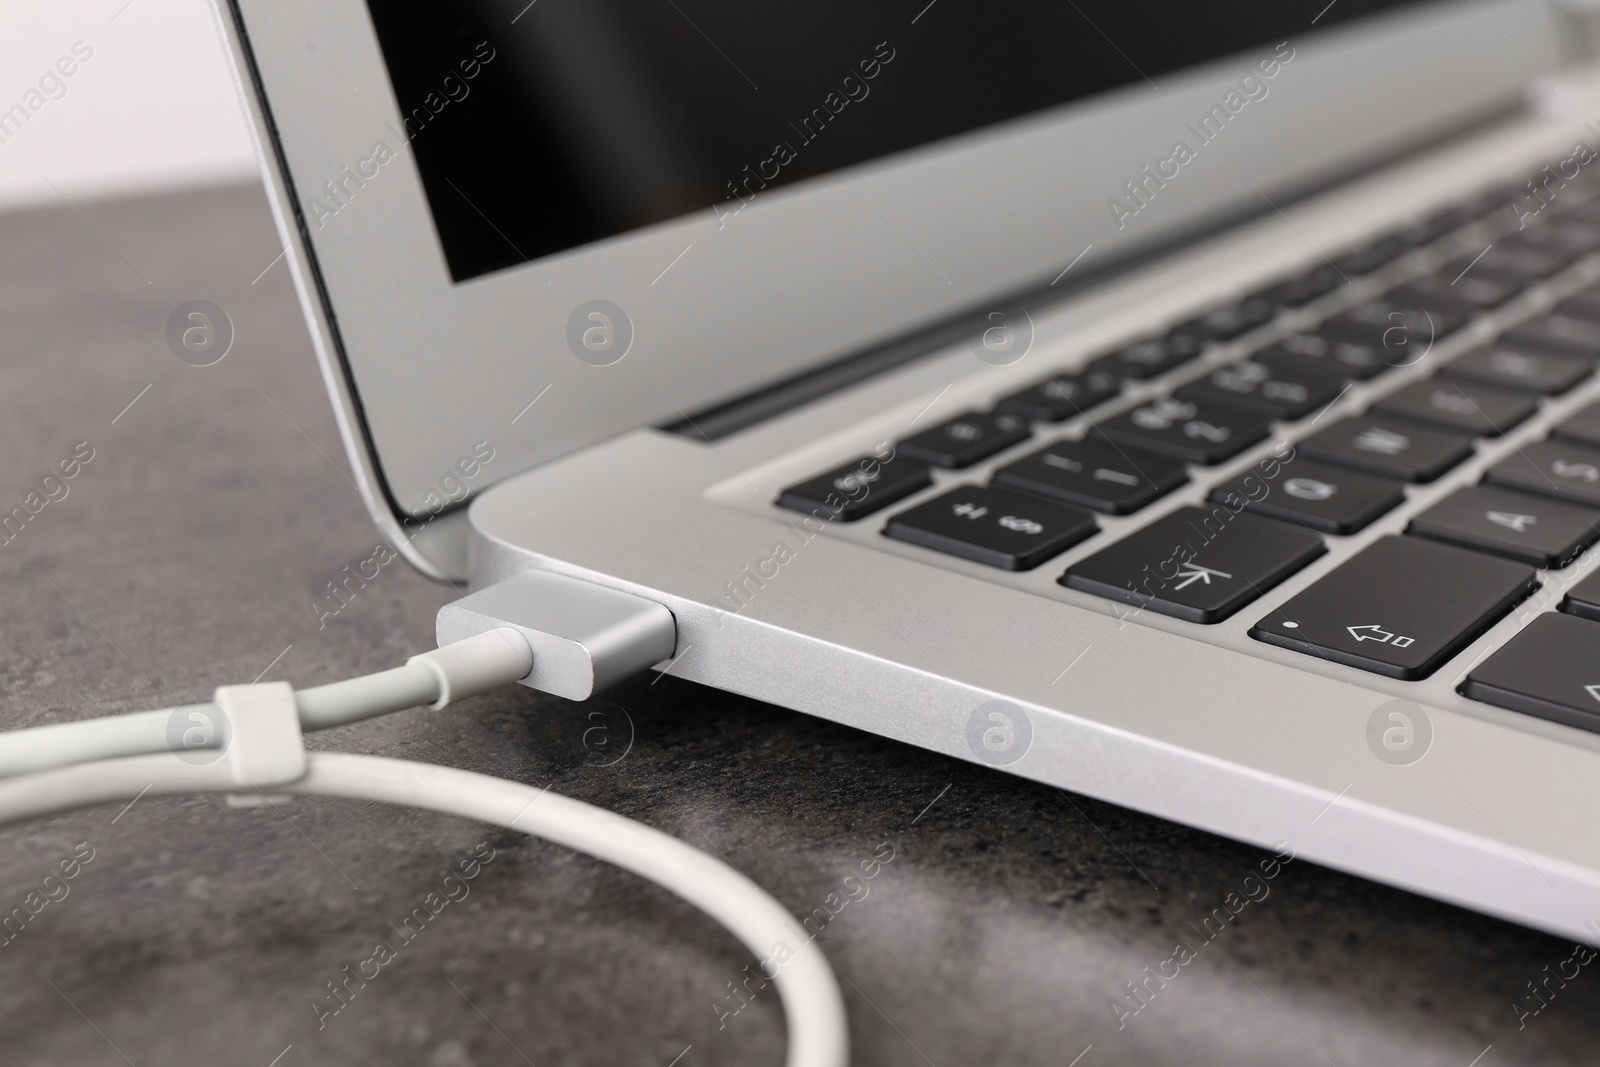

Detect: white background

[0,0,255,211]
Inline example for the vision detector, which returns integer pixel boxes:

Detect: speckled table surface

[0,181,1594,1067]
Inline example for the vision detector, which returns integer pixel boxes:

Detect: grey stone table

[0,182,1594,1067]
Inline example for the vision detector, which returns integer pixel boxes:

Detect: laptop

[212,0,1600,941]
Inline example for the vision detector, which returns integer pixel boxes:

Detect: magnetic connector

[435,571,677,701]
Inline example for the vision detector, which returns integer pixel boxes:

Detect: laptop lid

[215,0,1560,579]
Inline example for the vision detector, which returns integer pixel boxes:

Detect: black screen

[362,0,1432,282]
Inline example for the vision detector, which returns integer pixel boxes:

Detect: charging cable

[0,577,849,1067]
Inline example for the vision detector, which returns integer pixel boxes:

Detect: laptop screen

[364,0,1437,283]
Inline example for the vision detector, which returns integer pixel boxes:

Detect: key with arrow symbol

[1173,564,1231,590]
[1254,535,1537,681]
[1062,507,1325,624]
[1346,624,1415,647]
[1463,614,1600,728]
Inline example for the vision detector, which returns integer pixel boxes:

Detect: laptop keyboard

[774,173,1600,732]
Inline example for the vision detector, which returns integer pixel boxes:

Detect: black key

[1563,570,1600,622]
[1390,273,1520,312]
[1508,221,1600,259]
[1381,283,1481,332]
[1438,343,1592,395]
[1554,283,1600,322]
[1089,335,1204,380]
[1397,208,1473,246]
[1461,613,1600,732]
[1254,333,1388,381]
[1493,232,1579,274]
[1250,535,1537,680]
[1484,438,1600,508]
[1429,202,1493,232]
[1174,361,1341,420]
[1250,265,1345,308]
[1550,200,1600,229]
[1322,300,1469,356]
[1167,298,1278,346]
[884,485,1096,570]
[1093,397,1270,464]
[1502,313,1600,361]
[1406,485,1600,567]
[1332,235,1410,276]
[897,410,1031,468]
[1061,506,1325,624]
[1392,220,1452,246]
[1463,183,1531,224]
[777,454,930,522]
[1553,402,1600,448]
[1444,244,1567,285]
[1208,459,1404,534]
[992,440,1186,514]
[1298,416,1474,482]
[1370,379,1538,437]
[994,370,1120,422]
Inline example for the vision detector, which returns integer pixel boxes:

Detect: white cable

[0,707,187,779]
[0,628,534,779]
[296,662,440,728]
[0,751,849,1067]
[0,590,847,1063]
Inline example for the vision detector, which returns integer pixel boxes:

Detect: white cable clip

[213,681,309,807]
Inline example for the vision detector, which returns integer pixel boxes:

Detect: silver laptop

[212,0,1600,941]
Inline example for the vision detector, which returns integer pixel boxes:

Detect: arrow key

[1406,485,1600,567]
[1463,613,1600,733]
[1252,535,1536,679]
[1061,506,1325,623]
